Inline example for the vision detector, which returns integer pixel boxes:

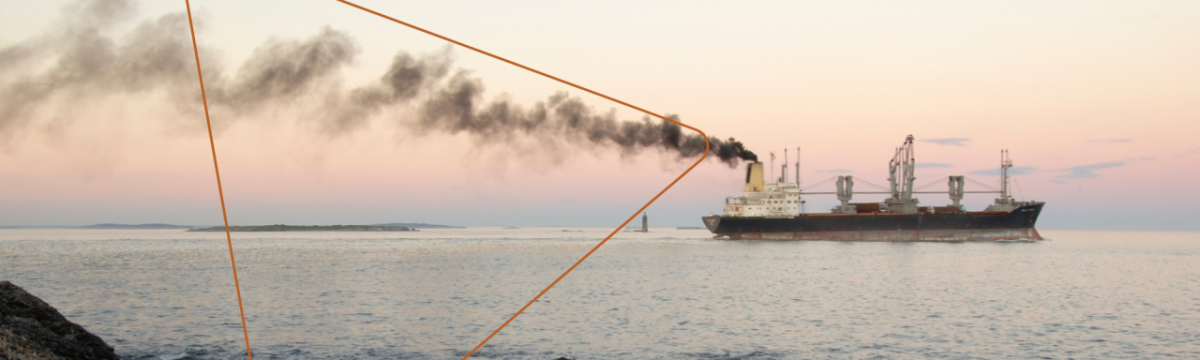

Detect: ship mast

[797,147,803,213]
[1000,149,1013,202]
[984,149,1021,212]
[769,152,775,184]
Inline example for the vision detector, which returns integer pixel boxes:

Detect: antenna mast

[782,148,788,183]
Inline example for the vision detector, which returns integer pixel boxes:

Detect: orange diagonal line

[333,1,711,359]
[185,1,254,360]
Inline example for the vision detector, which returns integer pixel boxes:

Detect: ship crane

[885,135,920,213]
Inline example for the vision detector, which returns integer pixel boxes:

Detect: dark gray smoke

[0,0,756,166]
[314,50,453,135]
[0,0,361,136]
[209,28,358,112]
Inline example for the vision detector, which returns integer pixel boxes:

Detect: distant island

[373,222,464,229]
[80,223,194,229]
[188,225,417,232]
[2,222,461,231]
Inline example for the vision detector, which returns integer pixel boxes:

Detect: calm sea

[1,228,1198,359]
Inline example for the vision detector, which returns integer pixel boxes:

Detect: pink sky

[2,0,1198,229]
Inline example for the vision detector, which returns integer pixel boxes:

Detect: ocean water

[1,228,1198,359]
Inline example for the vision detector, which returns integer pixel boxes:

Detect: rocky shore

[0,281,119,360]
[0,281,582,360]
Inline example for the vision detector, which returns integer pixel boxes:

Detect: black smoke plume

[0,0,757,166]
[412,74,757,165]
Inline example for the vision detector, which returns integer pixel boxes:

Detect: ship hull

[702,203,1044,242]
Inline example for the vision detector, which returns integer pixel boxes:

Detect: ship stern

[701,215,722,234]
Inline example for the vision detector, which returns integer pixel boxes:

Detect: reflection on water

[2,229,1199,359]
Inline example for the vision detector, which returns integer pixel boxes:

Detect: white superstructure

[723,162,803,218]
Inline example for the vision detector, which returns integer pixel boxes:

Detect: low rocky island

[188,225,417,232]
[374,222,464,229]
[0,281,120,360]
[79,223,193,230]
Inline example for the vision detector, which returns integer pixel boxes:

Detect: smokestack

[744,162,765,192]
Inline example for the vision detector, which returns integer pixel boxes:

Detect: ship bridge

[724,156,803,218]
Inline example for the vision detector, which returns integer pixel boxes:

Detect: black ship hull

[702,202,1044,241]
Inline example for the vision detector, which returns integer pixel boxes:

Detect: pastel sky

[2,0,1198,229]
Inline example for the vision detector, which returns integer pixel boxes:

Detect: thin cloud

[921,138,971,147]
[916,163,951,168]
[1170,148,1198,158]
[968,166,1037,176]
[1057,161,1125,180]
[1088,138,1133,143]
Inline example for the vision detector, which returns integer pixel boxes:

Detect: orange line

[185,2,254,360]
[333,1,710,359]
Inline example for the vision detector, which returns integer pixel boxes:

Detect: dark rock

[0,281,120,360]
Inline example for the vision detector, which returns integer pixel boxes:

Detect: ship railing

[725,197,747,205]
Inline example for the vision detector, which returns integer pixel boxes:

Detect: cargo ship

[701,135,1044,241]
